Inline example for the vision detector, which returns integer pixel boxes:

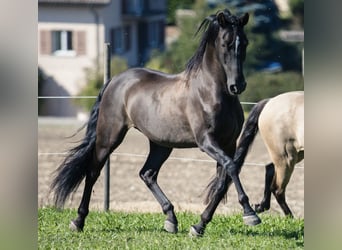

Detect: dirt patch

[38,118,304,218]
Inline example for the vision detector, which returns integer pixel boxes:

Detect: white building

[38,0,166,116]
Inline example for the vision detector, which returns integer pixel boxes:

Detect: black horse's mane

[185,9,238,74]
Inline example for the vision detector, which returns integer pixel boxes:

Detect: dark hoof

[255,203,268,213]
[69,220,83,232]
[164,220,178,233]
[189,226,204,237]
[243,214,261,226]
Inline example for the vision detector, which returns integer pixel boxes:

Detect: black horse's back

[50,81,110,208]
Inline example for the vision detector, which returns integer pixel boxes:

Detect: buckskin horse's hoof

[69,220,82,232]
[243,214,261,226]
[164,220,178,233]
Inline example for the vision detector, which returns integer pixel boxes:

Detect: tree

[167,0,196,24]
[38,67,47,115]
[289,0,304,28]
[146,0,222,73]
[146,0,303,103]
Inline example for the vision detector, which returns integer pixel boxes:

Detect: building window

[51,30,76,56]
[40,30,86,56]
[111,26,131,54]
[148,21,164,48]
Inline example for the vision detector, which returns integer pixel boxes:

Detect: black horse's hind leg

[70,126,128,231]
[255,163,274,213]
[191,135,260,236]
[70,153,105,231]
[139,141,178,233]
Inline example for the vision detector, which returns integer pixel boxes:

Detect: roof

[38,0,111,5]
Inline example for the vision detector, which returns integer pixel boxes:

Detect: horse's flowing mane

[185,9,235,74]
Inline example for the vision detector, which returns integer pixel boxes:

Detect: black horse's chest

[205,100,244,138]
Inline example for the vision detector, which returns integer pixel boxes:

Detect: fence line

[37,96,257,105]
[37,151,304,169]
[38,92,302,212]
[38,96,97,99]
[37,98,301,169]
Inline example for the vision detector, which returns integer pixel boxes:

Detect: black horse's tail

[204,98,269,205]
[50,81,110,208]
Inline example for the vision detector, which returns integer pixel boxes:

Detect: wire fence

[37,96,304,170]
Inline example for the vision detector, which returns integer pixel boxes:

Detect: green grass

[38,207,304,249]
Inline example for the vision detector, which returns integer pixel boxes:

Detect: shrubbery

[75,56,128,111]
[240,71,304,111]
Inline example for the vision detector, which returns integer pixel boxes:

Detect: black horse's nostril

[230,85,238,94]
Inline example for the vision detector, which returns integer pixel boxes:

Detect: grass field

[38,208,304,249]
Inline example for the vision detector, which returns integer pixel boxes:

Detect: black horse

[51,9,260,236]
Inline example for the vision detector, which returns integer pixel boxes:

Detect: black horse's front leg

[190,134,261,236]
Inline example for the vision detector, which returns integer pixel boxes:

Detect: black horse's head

[214,10,249,95]
[186,9,249,96]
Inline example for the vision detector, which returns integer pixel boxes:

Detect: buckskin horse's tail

[233,98,270,169]
[204,98,269,205]
[50,81,110,208]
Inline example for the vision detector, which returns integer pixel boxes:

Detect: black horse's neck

[195,44,230,96]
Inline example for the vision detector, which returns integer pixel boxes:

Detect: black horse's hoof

[243,214,261,226]
[164,220,178,233]
[69,220,83,232]
[254,203,265,213]
[189,225,204,237]
[254,204,265,213]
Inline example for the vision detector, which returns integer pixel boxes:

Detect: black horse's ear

[239,13,249,26]
[217,11,226,27]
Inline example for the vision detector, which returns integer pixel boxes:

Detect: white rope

[37,96,97,99]
[37,96,257,105]
[38,151,304,169]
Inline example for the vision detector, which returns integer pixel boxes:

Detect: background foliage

[77,0,304,111]
[75,56,128,110]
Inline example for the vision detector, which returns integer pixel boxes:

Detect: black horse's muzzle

[230,80,247,95]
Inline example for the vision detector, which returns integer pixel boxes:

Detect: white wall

[38,5,108,116]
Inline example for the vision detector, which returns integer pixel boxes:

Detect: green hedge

[240,71,304,111]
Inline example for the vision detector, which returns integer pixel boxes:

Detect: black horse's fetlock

[255,203,269,213]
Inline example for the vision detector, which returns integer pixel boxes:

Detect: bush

[76,56,128,111]
[38,67,46,115]
[240,71,304,111]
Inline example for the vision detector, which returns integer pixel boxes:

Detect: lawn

[38,207,304,249]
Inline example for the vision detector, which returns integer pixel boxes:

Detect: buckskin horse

[233,91,304,217]
[51,9,260,236]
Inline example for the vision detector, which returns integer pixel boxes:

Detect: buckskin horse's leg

[190,134,260,236]
[255,163,274,213]
[139,141,178,233]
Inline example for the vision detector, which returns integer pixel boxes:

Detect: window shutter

[40,30,51,55]
[74,31,86,55]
